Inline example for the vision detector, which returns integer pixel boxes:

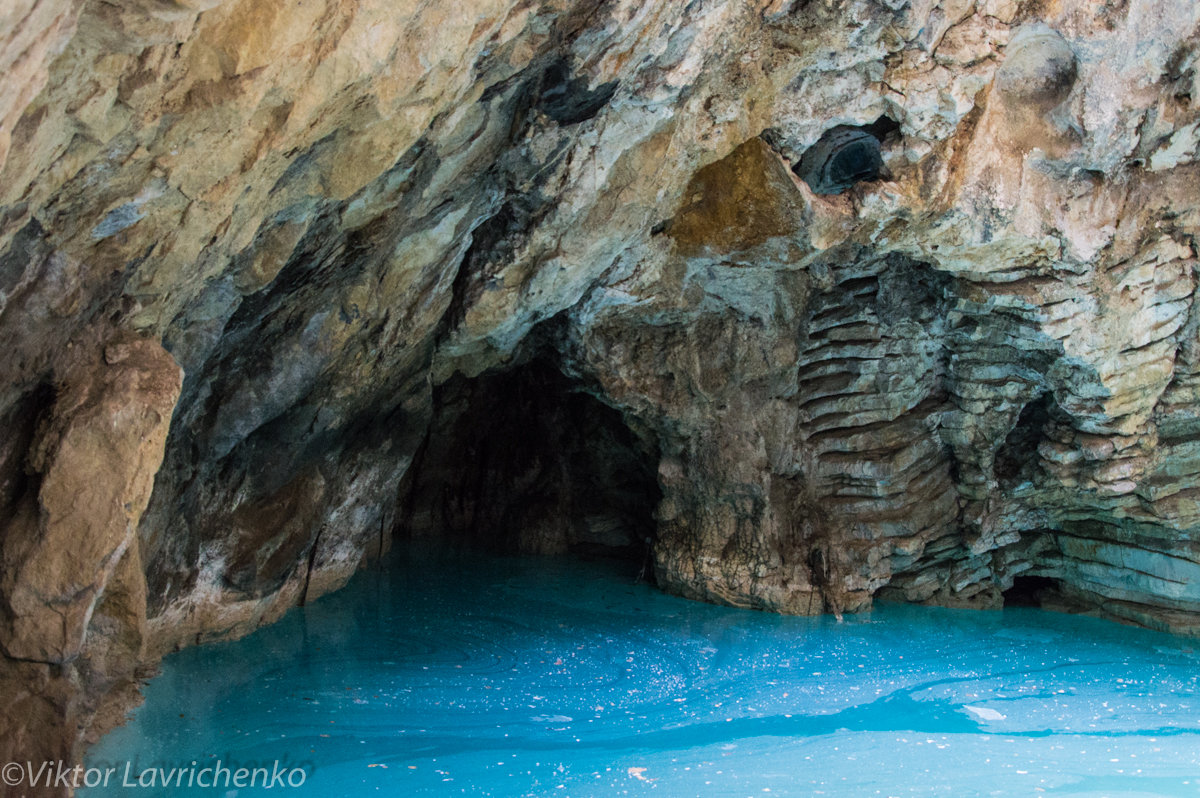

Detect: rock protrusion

[993,24,1079,151]
[995,25,1078,108]
[0,336,181,664]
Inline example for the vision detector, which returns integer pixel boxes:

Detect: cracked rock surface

[2,0,1200,783]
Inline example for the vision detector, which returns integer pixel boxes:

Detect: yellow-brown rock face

[2,0,1200,784]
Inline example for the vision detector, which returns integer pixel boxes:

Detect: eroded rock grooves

[1,0,1199,786]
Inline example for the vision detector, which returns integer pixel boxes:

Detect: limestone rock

[0,335,180,664]
[2,0,1200,782]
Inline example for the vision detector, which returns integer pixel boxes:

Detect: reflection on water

[84,553,1200,796]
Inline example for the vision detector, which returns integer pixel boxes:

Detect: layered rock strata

[2,0,1200,784]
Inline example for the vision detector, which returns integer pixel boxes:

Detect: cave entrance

[395,357,661,572]
[995,392,1060,490]
[1003,575,1060,608]
[793,115,898,195]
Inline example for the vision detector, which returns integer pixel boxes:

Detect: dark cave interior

[395,356,662,569]
[1003,574,1061,608]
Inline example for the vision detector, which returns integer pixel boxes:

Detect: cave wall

[2,0,1200,781]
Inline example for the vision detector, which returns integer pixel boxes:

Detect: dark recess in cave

[0,381,56,519]
[794,115,897,195]
[0,218,45,293]
[395,356,661,570]
[537,57,619,126]
[995,392,1058,489]
[862,114,901,143]
[1003,575,1060,607]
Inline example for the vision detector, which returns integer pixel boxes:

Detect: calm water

[82,554,1200,797]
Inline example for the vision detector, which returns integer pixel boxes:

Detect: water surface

[84,554,1200,796]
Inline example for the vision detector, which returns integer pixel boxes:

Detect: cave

[5,0,1200,795]
[1002,574,1060,607]
[994,392,1057,490]
[395,355,662,567]
[794,117,895,195]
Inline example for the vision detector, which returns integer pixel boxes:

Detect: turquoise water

[82,554,1200,797]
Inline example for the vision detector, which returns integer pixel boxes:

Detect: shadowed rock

[537,57,619,126]
[795,126,885,195]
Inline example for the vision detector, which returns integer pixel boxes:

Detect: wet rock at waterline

[2,0,1200,788]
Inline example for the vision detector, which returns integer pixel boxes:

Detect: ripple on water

[83,554,1200,796]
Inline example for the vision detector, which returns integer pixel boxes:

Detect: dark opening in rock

[1003,575,1059,607]
[995,393,1056,489]
[0,218,46,294]
[869,115,901,139]
[537,57,619,126]
[0,380,56,518]
[795,117,895,195]
[396,356,661,566]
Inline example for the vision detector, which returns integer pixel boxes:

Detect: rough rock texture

[3,0,1200,785]
[0,332,179,779]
